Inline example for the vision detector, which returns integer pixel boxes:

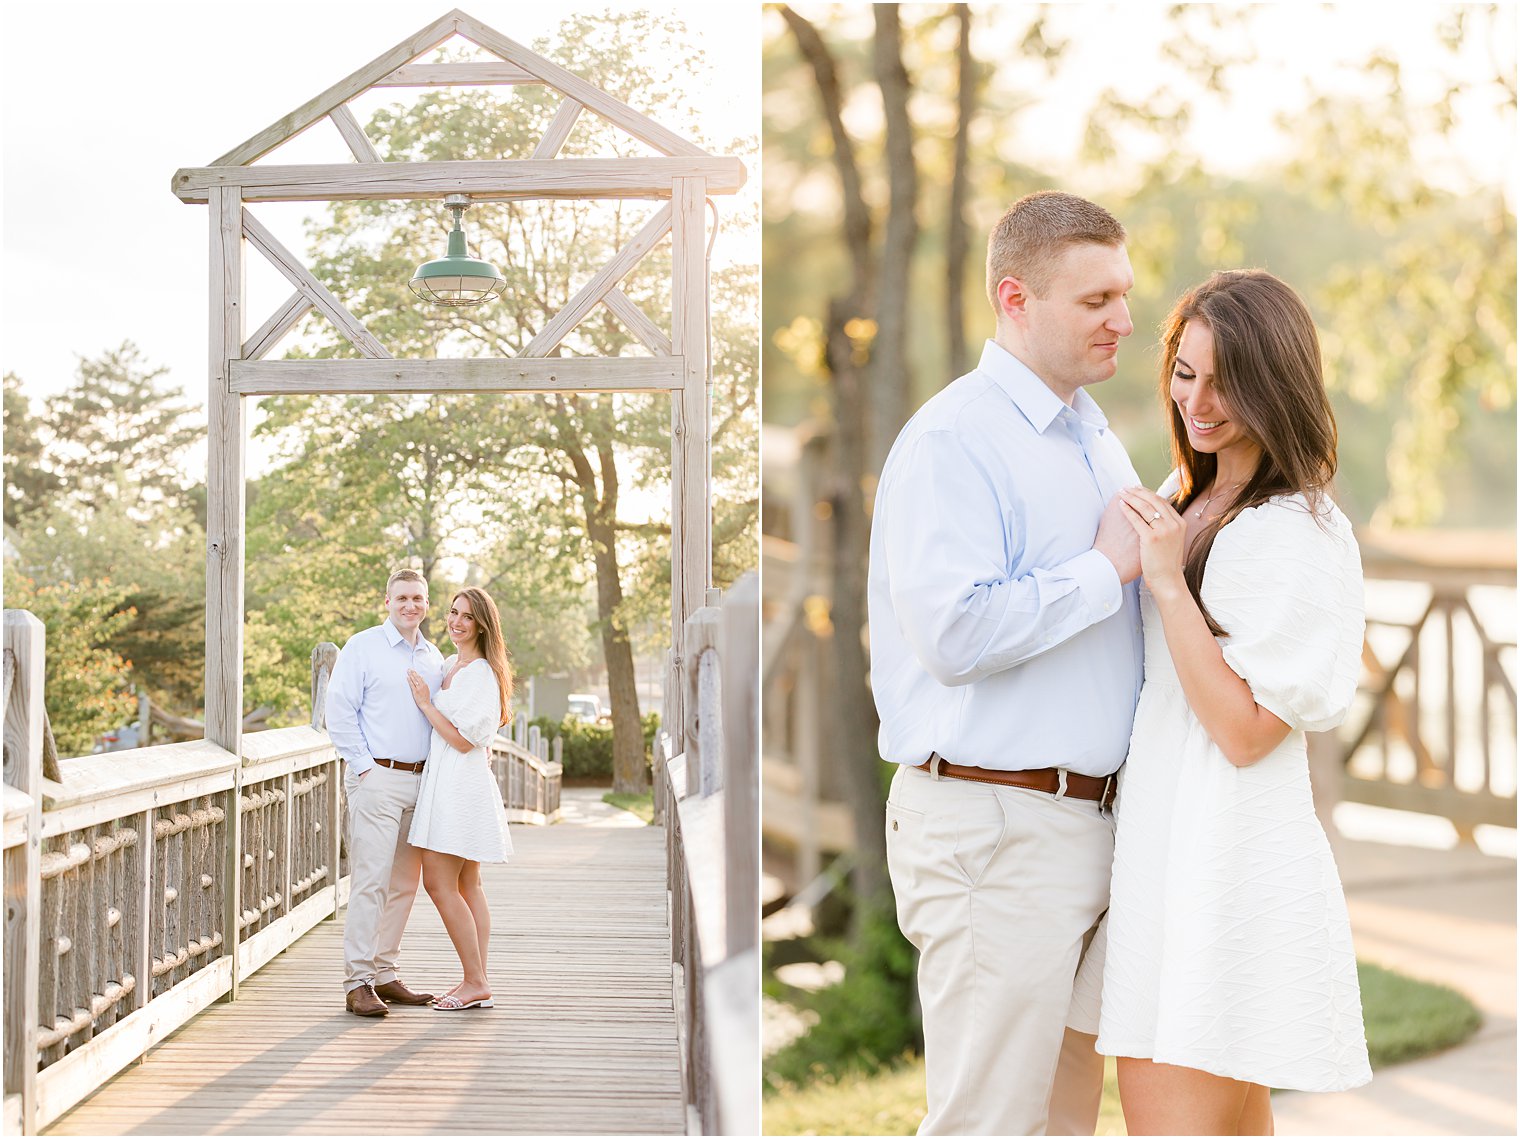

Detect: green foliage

[761,6,1516,528]
[6,576,137,757]
[1360,960,1482,1067]
[3,372,62,530]
[529,713,660,780]
[763,902,921,1090]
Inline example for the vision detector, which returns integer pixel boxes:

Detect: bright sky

[0,1,760,434]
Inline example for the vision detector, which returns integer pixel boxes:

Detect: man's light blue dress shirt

[325,618,447,775]
[868,340,1145,777]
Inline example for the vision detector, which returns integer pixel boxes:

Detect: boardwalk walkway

[44,792,685,1136]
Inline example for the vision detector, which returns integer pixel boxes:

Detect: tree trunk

[946,3,975,380]
[868,4,920,470]
[556,405,646,795]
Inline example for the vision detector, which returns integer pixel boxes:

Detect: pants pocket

[949,788,1010,888]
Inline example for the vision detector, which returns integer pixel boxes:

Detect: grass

[601,790,653,823]
[763,1056,1126,1136]
[1359,960,1482,1067]
[762,961,1483,1136]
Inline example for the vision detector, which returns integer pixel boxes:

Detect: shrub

[529,712,660,780]
[764,901,921,1090]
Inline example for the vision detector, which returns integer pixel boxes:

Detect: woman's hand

[405,669,432,710]
[1118,486,1187,597]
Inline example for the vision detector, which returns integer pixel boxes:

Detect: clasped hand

[405,669,432,709]
[1116,486,1187,594]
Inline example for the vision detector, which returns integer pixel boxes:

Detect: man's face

[1019,242,1135,397]
[385,579,429,635]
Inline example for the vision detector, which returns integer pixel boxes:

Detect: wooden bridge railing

[656,572,759,1136]
[1335,537,1517,833]
[3,623,563,1135]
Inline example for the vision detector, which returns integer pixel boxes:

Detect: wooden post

[684,609,721,798]
[721,573,759,960]
[669,176,709,753]
[207,186,246,998]
[4,611,44,1134]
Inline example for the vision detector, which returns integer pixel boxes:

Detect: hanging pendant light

[409,194,506,307]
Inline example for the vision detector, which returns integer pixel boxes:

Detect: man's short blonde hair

[386,568,427,594]
[986,191,1126,311]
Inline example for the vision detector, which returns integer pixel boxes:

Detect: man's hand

[1094,490,1142,584]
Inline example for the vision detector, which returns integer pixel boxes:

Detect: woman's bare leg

[1117,1057,1250,1135]
[1237,1082,1273,1135]
[421,850,490,1001]
[459,860,490,979]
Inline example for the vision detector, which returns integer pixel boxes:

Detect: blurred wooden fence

[656,572,760,1135]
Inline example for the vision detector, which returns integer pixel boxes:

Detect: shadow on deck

[44,795,684,1136]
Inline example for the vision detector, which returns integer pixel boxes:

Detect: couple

[872,191,1371,1135]
[325,570,515,1016]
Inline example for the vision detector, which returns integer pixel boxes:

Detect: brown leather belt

[914,753,1117,809]
[373,757,425,773]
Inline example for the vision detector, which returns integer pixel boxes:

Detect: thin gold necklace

[1193,482,1241,518]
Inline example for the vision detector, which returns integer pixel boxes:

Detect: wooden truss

[176,10,746,827]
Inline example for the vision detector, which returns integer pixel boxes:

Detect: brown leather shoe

[345,982,388,1017]
[374,979,435,1006]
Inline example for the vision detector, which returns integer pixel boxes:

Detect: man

[869,191,1144,1134]
[326,568,447,1016]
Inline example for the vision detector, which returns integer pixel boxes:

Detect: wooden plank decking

[44,806,684,1135]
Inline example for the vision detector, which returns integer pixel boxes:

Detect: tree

[3,372,62,531]
[42,342,202,517]
[5,575,137,757]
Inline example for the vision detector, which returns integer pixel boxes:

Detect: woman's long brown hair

[1160,270,1339,636]
[453,587,514,727]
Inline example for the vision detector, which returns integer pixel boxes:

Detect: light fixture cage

[409,196,506,308]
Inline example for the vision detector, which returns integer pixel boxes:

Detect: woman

[1094,270,1372,1134]
[405,587,514,1012]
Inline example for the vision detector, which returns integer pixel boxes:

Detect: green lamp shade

[409,226,506,307]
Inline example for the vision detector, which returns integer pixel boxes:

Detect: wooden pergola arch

[172,8,746,771]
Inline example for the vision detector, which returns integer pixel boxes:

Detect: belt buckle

[1053,768,1069,802]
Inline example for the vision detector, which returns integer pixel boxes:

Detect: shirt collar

[382,617,428,651]
[977,339,1110,436]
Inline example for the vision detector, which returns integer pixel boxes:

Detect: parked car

[92,720,143,753]
[567,693,607,724]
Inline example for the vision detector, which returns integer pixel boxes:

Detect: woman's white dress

[1095,483,1373,1092]
[408,657,513,863]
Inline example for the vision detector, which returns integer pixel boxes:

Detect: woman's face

[1169,320,1261,470]
[447,595,479,651]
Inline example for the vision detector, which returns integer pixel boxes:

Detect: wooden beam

[372,61,538,86]
[603,288,671,356]
[240,210,391,360]
[328,106,381,164]
[668,177,710,750]
[521,204,673,359]
[242,292,313,362]
[172,157,747,203]
[3,611,43,1135]
[206,188,246,999]
[210,11,461,166]
[454,13,709,158]
[532,97,584,160]
[228,356,683,395]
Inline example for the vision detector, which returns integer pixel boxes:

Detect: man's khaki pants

[343,765,424,992]
[886,764,1113,1136]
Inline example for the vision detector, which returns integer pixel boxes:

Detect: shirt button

[1103,602,1112,612]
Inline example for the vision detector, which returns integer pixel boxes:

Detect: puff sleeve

[450,662,504,749]
[1202,497,1365,733]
